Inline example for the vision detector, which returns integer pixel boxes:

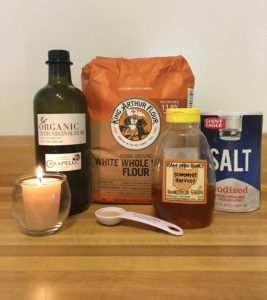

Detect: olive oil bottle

[33,50,90,215]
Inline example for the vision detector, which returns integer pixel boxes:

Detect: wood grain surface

[0,135,267,300]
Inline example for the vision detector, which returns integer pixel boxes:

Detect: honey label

[162,159,207,204]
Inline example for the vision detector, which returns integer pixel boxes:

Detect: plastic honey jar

[152,108,216,228]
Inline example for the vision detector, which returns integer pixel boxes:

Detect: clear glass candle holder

[12,173,71,236]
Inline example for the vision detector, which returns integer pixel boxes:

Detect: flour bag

[82,55,195,203]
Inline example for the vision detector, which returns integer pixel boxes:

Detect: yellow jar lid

[166,108,200,123]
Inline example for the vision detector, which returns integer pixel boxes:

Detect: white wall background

[0,0,266,134]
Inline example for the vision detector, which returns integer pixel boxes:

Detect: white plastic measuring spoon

[95,207,183,236]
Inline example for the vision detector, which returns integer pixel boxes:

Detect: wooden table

[0,135,267,300]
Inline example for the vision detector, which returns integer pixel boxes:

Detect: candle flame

[36,166,43,183]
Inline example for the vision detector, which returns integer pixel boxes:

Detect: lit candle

[21,167,61,230]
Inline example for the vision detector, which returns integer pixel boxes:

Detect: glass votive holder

[12,172,71,236]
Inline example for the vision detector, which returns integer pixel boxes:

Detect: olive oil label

[163,159,207,204]
[45,152,82,172]
[37,113,86,146]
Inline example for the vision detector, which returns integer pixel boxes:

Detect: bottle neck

[48,63,72,85]
[167,122,200,131]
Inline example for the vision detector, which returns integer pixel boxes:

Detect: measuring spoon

[95,207,183,236]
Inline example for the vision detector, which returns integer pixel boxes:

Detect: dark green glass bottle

[33,49,90,215]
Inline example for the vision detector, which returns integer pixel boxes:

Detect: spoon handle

[121,211,183,236]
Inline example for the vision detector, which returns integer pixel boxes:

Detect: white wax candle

[22,177,62,230]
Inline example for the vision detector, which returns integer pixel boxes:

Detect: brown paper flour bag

[82,55,194,203]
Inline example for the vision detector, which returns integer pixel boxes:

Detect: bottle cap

[166,108,200,123]
[46,50,73,65]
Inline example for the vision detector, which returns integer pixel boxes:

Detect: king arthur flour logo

[110,98,161,150]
